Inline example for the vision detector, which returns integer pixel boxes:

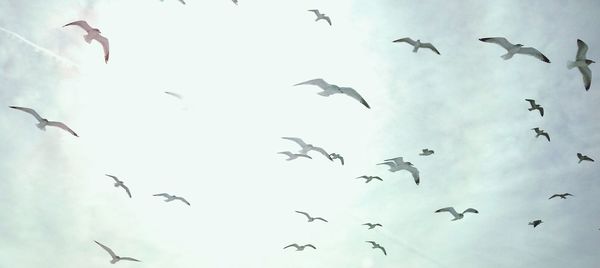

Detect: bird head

[515,44,524,47]
[586,59,595,64]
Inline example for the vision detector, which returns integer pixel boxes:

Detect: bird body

[153,193,190,206]
[532,127,550,142]
[94,241,140,264]
[393,38,440,55]
[435,207,479,221]
[63,20,109,63]
[356,175,383,183]
[529,220,543,228]
[295,211,328,222]
[549,193,573,199]
[294,79,370,109]
[284,243,316,251]
[9,106,78,137]
[567,39,594,90]
[577,153,594,163]
[365,241,386,255]
[308,10,331,25]
[479,37,550,63]
[525,99,544,117]
[377,157,420,185]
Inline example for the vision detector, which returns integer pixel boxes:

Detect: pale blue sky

[1,0,599,267]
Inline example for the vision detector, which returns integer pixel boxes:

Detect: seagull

[393,38,440,55]
[529,220,543,228]
[525,99,544,117]
[365,241,386,255]
[282,137,332,160]
[284,244,316,251]
[479,37,550,63]
[549,193,573,199]
[9,106,78,137]
[153,193,190,206]
[435,207,479,221]
[419,149,434,156]
[105,174,132,198]
[532,127,550,142]
[295,211,328,222]
[164,91,183,99]
[568,39,594,90]
[294,79,370,109]
[329,153,344,165]
[94,241,141,264]
[278,151,312,161]
[308,10,331,26]
[63,20,109,63]
[377,157,420,185]
[356,175,383,183]
[577,153,594,163]
[363,223,382,229]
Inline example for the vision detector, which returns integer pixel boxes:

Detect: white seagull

[329,153,344,165]
[94,240,141,264]
[295,211,328,222]
[63,20,109,63]
[278,151,312,161]
[479,37,550,63]
[549,193,573,200]
[577,153,594,163]
[356,175,383,183]
[393,38,440,55]
[419,149,434,156]
[365,241,386,255]
[568,39,594,90]
[9,106,78,137]
[531,127,550,142]
[308,9,331,26]
[105,174,132,198]
[294,78,370,109]
[525,99,544,117]
[153,193,191,206]
[377,157,420,185]
[282,137,332,160]
[363,223,382,229]
[284,243,316,251]
[529,220,543,228]
[435,207,479,221]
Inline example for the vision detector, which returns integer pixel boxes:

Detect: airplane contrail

[0,26,80,69]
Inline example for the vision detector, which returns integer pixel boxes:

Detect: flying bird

[365,241,386,255]
[94,241,141,264]
[393,38,440,55]
[567,39,594,90]
[308,9,331,26]
[295,211,328,222]
[419,149,434,156]
[356,175,383,183]
[363,223,382,229]
[284,244,316,251]
[164,91,183,99]
[479,37,550,63]
[377,157,420,185]
[282,137,332,160]
[525,99,544,117]
[532,127,550,142]
[153,193,190,206]
[329,153,344,165]
[63,20,109,63]
[278,151,312,161]
[529,220,543,228]
[9,106,78,137]
[577,153,594,163]
[105,174,132,198]
[549,193,573,199]
[294,79,370,109]
[435,207,479,221]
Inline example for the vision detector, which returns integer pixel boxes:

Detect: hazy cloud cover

[1,0,599,267]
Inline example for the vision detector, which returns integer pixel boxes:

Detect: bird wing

[153,193,171,198]
[576,39,589,60]
[479,37,514,50]
[373,176,383,181]
[339,87,371,109]
[308,10,322,17]
[378,246,387,255]
[517,47,551,63]
[375,223,382,226]
[578,65,592,91]
[278,151,293,157]
[356,176,368,179]
[305,244,316,249]
[384,157,404,165]
[365,241,378,246]
[296,154,312,159]
[404,164,420,185]
[314,217,328,222]
[539,107,544,117]
[541,132,550,142]
[435,207,459,217]
[584,156,594,161]
[282,137,308,148]
[94,35,110,63]
[294,78,331,90]
[94,241,117,259]
[284,244,299,249]
[548,194,560,199]
[565,193,574,196]
[377,161,396,168]
[178,0,186,4]
[310,146,333,160]
[463,208,479,214]
[392,38,416,46]
[165,91,183,99]
[324,16,332,26]
[46,121,79,137]
[295,211,311,219]
[9,106,44,122]
[121,184,132,198]
[105,174,119,183]
[421,43,440,55]
[339,156,344,165]
[63,20,94,32]
[525,99,536,107]
[175,196,191,205]
[120,257,141,262]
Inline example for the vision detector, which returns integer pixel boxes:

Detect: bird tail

[412,46,418,53]
[84,34,93,44]
[578,159,582,164]
[567,60,577,69]
[36,122,46,130]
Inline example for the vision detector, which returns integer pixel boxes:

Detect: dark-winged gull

[419,149,434,156]
[532,127,550,142]
[525,99,544,117]
[295,211,328,222]
[479,37,550,63]
[435,207,479,221]
[363,223,382,229]
[308,10,331,26]
[377,157,420,185]
[284,244,316,251]
[105,174,132,198]
[94,241,141,264]
[294,79,370,109]
[365,241,386,255]
[153,193,190,206]
[529,220,543,228]
[9,106,78,137]
[63,20,109,63]
[393,38,440,55]
[568,39,594,90]
[329,153,344,165]
[577,153,594,163]
[356,175,383,183]
[549,193,573,199]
